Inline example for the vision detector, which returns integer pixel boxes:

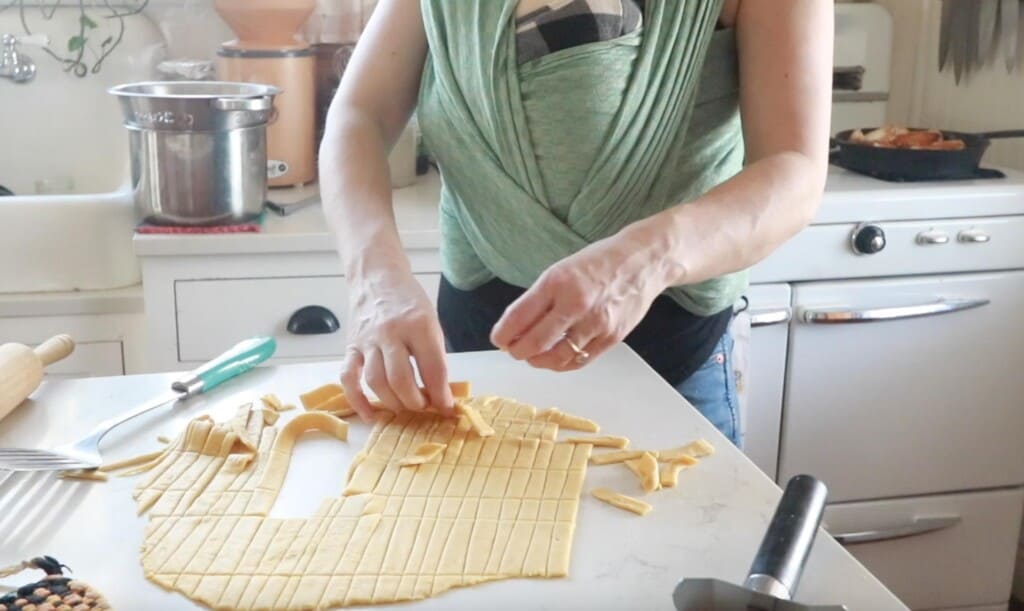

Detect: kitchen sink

[0,9,165,292]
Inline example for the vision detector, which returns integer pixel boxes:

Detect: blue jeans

[675,331,741,447]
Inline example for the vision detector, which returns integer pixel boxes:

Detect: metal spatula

[673,475,847,610]
[0,337,276,472]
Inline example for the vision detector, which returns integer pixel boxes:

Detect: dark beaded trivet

[0,556,110,611]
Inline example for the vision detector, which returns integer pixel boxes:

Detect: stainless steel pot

[109,81,279,226]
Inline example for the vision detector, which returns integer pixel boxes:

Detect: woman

[320,0,832,445]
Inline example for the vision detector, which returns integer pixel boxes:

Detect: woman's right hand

[340,270,453,422]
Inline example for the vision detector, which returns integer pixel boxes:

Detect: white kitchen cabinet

[734,283,791,480]
[824,487,1024,610]
[175,273,442,363]
[778,270,1024,502]
[0,287,144,375]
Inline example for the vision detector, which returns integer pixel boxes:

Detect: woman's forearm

[634,150,826,289]
[319,107,412,283]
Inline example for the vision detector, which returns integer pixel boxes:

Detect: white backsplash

[0,7,164,194]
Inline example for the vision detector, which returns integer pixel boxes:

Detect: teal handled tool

[0,336,276,472]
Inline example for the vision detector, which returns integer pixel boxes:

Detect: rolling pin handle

[34,334,75,366]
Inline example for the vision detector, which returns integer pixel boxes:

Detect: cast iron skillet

[830,128,1024,181]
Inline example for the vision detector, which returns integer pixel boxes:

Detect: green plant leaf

[67,35,86,52]
[81,14,97,29]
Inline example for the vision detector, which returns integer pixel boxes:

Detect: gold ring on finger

[562,333,590,365]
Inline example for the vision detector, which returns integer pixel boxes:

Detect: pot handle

[975,129,1024,139]
[212,97,274,112]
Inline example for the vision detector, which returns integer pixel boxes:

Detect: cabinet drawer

[40,341,123,379]
[780,271,1024,501]
[175,274,441,362]
[824,487,1024,609]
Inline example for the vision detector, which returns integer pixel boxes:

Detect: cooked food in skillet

[847,125,966,150]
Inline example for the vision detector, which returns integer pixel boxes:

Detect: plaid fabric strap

[516,0,644,63]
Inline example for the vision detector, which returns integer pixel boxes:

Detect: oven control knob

[851,223,886,255]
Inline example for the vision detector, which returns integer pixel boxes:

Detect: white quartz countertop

[0,346,905,609]
[133,166,1024,258]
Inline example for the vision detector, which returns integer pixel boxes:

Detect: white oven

[743,171,1024,609]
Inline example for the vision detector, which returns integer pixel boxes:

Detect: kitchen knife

[980,0,1001,67]
[672,475,846,610]
[1016,0,1024,67]
[1001,0,1019,71]
[939,0,956,71]
[965,0,980,79]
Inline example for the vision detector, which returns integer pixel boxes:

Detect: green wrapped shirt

[417,0,747,316]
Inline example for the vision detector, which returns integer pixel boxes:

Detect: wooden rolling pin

[0,334,75,422]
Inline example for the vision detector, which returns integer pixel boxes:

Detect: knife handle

[744,474,829,600]
[171,337,277,397]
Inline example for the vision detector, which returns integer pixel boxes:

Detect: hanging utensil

[965,0,981,79]
[1017,0,1024,67]
[939,0,956,71]
[950,1,969,83]
[978,0,1000,66]
[1001,0,1019,71]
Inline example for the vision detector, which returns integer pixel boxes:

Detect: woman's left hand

[490,222,670,371]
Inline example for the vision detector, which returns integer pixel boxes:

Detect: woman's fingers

[491,288,553,350]
[505,304,576,360]
[409,329,454,416]
[382,343,427,411]
[527,325,600,371]
[339,348,376,423]
[363,346,402,410]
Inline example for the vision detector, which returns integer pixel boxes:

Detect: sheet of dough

[133,395,590,610]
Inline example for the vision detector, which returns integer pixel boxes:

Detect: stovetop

[816,165,1024,224]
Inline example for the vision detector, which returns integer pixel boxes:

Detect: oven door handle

[800,298,990,324]
[828,515,961,545]
[749,308,792,327]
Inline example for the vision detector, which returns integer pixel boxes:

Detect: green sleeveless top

[417,0,747,316]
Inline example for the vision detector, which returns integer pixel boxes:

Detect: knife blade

[1017,0,1024,68]
[1002,0,1019,71]
[939,0,956,71]
[979,0,999,66]
[951,1,970,83]
[966,0,981,76]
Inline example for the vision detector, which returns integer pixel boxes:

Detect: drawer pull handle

[828,515,961,545]
[801,298,989,324]
[958,229,991,244]
[287,305,340,335]
[750,308,791,327]
[916,231,950,245]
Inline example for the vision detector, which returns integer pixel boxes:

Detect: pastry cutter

[0,336,276,472]
[673,474,847,610]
